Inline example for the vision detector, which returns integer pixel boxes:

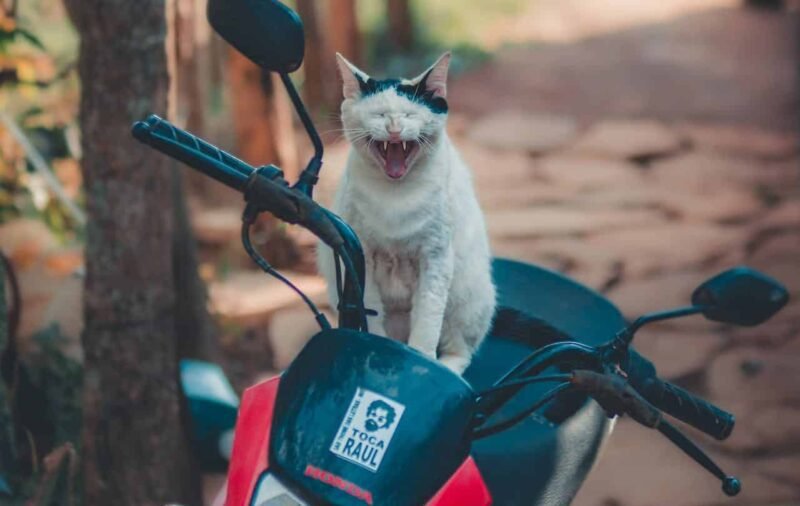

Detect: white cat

[318,52,495,374]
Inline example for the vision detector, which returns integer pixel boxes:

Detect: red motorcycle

[133,1,790,504]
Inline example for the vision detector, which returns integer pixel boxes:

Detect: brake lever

[572,370,741,497]
[657,420,741,496]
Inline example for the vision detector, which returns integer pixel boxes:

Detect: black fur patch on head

[355,72,448,114]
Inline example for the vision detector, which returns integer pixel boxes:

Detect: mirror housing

[692,266,789,326]
[207,0,324,196]
[207,0,305,73]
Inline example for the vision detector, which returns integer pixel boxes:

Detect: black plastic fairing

[270,329,475,506]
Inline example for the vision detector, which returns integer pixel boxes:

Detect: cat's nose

[387,119,402,137]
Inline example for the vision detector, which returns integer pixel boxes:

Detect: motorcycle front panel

[225,370,491,506]
[269,328,478,506]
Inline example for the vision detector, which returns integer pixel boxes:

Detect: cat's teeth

[402,141,407,151]
[383,141,388,151]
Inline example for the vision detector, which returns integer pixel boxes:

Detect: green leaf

[14,28,45,51]
[19,106,44,120]
[0,31,13,53]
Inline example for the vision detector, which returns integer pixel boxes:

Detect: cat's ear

[335,52,367,100]
[412,51,451,99]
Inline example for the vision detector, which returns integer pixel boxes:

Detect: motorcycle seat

[462,258,626,505]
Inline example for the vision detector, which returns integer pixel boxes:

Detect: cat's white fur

[317,52,495,373]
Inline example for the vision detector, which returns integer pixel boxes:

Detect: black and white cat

[318,52,495,373]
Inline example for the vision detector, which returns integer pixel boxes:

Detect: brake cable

[333,245,369,332]
[472,383,573,439]
[476,374,572,400]
[241,204,331,331]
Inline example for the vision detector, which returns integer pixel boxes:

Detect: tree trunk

[327,0,361,66]
[172,167,217,360]
[62,1,201,504]
[387,0,413,51]
[167,0,217,361]
[0,256,15,477]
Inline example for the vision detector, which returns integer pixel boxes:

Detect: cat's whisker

[327,129,372,145]
[323,127,368,136]
[323,111,345,123]
[329,134,350,144]
[417,136,435,154]
[349,133,372,143]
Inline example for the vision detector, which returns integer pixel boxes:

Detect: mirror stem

[279,72,324,197]
[627,305,704,338]
[607,305,704,360]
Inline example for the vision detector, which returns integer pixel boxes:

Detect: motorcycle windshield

[269,329,476,506]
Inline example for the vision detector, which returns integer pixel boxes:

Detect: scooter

[131,1,790,504]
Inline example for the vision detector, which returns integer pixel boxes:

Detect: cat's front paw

[438,354,470,375]
[411,343,438,363]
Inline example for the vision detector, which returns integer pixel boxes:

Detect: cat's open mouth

[369,139,421,180]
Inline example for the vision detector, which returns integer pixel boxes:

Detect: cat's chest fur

[370,247,418,312]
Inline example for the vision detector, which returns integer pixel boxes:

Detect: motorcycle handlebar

[132,114,252,191]
[133,115,735,441]
[131,115,343,249]
[625,350,734,440]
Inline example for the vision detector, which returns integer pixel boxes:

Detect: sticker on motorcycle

[330,387,405,472]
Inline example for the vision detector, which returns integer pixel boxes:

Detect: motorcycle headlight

[251,473,308,506]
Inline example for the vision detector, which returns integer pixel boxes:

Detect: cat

[317,51,495,374]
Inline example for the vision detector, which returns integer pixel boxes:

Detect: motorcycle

[131,1,790,504]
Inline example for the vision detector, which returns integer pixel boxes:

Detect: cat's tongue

[385,142,407,179]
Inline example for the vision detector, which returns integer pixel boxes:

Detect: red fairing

[225,376,280,506]
[224,375,491,506]
[427,456,492,506]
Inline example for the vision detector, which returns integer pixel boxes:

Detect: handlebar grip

[639,377,734,441]
[132,114,253,191]
[625,351,734,440]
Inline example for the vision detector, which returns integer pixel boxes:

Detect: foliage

[0,325,82,505]
[0,2,82,241]
[358,0,528,76]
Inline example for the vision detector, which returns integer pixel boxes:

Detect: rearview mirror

[207,0,305,73]
[692,266,789,326]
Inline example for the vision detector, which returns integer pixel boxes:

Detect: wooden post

[295,0,339,117]
[227,48,298,179]
[327,0,361,66]
[387,0,413,51]
[0,255,15,479]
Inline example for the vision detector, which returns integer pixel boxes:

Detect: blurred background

[0,0,798,504]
